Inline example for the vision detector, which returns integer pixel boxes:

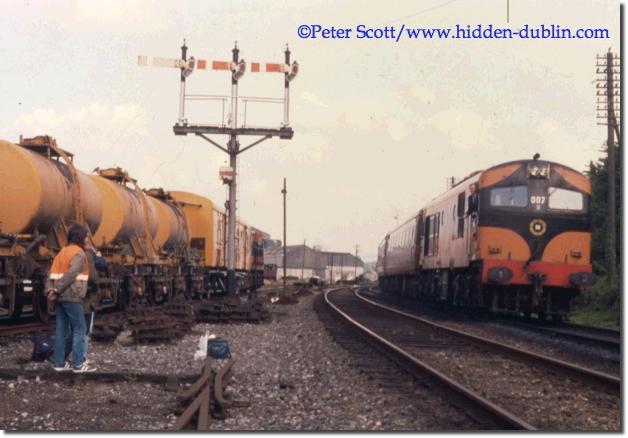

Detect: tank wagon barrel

[0,138,102,236]
[0,135,269,321]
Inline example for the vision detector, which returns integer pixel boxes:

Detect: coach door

[414,212,424,268]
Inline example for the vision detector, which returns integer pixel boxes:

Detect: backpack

[207,338,231,359]
[31,335,55,362]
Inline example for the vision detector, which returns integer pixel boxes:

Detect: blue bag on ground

[207,338,231,359]
[31,335,55,362]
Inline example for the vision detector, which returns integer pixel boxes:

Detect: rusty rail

[325,288,535,430]
[0,322,53,337]
[355,290,620,394]
[173,357,249,430]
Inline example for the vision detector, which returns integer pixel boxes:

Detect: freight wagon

[0,135,268,321]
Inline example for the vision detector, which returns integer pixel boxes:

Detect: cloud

[428,108,496,150]
[300,91,328,108]
[385,118,410,142]
[11,103,151,174]
[73,0,151,25]
[15,103,144,129]
[410,85,437,105]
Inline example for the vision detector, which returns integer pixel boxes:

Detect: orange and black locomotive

[376,157,596,320]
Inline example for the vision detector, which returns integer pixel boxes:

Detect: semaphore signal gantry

[139,40,299,295]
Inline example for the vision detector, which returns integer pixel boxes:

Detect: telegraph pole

[301,239,306,280]
[330,254,334,284]
[354,245,359,279]
[140,41,299,295]
[282,178,287,294]
[596,48,621,282]
[341,254,344,281]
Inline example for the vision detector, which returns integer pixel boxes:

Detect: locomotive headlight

[527,163,550,179]
[488,266,513,283]
[569,272,597,287]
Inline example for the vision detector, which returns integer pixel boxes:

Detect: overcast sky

[0,0,620,261]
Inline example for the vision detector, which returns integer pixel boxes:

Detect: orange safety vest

[49,244,89,284]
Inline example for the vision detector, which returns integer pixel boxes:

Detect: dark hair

[67,224,88,248]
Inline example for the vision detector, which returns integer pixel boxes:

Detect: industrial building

[264,243,364,283]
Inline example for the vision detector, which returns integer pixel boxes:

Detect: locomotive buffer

[139,41,298,294]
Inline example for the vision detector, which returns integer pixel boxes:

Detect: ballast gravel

[0,291,471,431]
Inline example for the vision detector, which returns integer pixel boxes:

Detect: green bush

[571,275,620,328]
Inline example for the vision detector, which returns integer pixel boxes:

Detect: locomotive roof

[484,158,584,176]
[383,157,586,239]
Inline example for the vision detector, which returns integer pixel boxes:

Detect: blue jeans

[63,311,94,361]
[52,301,86,368]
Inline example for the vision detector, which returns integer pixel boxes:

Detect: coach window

[423,216,431,256]
[490,186,528,207]
[433,213,440,255]
[425,213,440,256]
[548,187,583,211]
[457,193,465,238]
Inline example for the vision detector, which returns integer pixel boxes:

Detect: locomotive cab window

[490,186,528,207]
[548,187,583,211]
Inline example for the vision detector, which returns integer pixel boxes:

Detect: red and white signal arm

[219,166,235,183]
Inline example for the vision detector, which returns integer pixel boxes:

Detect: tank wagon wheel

[8,301,24,321]
[117,290,130,312]
[32,290,50,324]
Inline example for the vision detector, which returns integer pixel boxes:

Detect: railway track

[0,322,54,337]
[497,320,620,350]
[325,287,619,431]
[362,287,620,353]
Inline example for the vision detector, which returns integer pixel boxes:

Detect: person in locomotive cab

[465,182,479,218]
[46,224,97,373]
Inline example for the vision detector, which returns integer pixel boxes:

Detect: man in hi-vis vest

[46,224,96,373]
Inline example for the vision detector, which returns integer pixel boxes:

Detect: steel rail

[0,322,53,337]
[559,322,620,338]
[361,286,620,350]
[354,290,620,394]
[499,319,620,349]
[324,288,536,431]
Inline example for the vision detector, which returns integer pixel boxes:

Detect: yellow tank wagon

[0,135,269,321]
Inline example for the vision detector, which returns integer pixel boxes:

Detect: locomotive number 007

[530,195,546,205]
